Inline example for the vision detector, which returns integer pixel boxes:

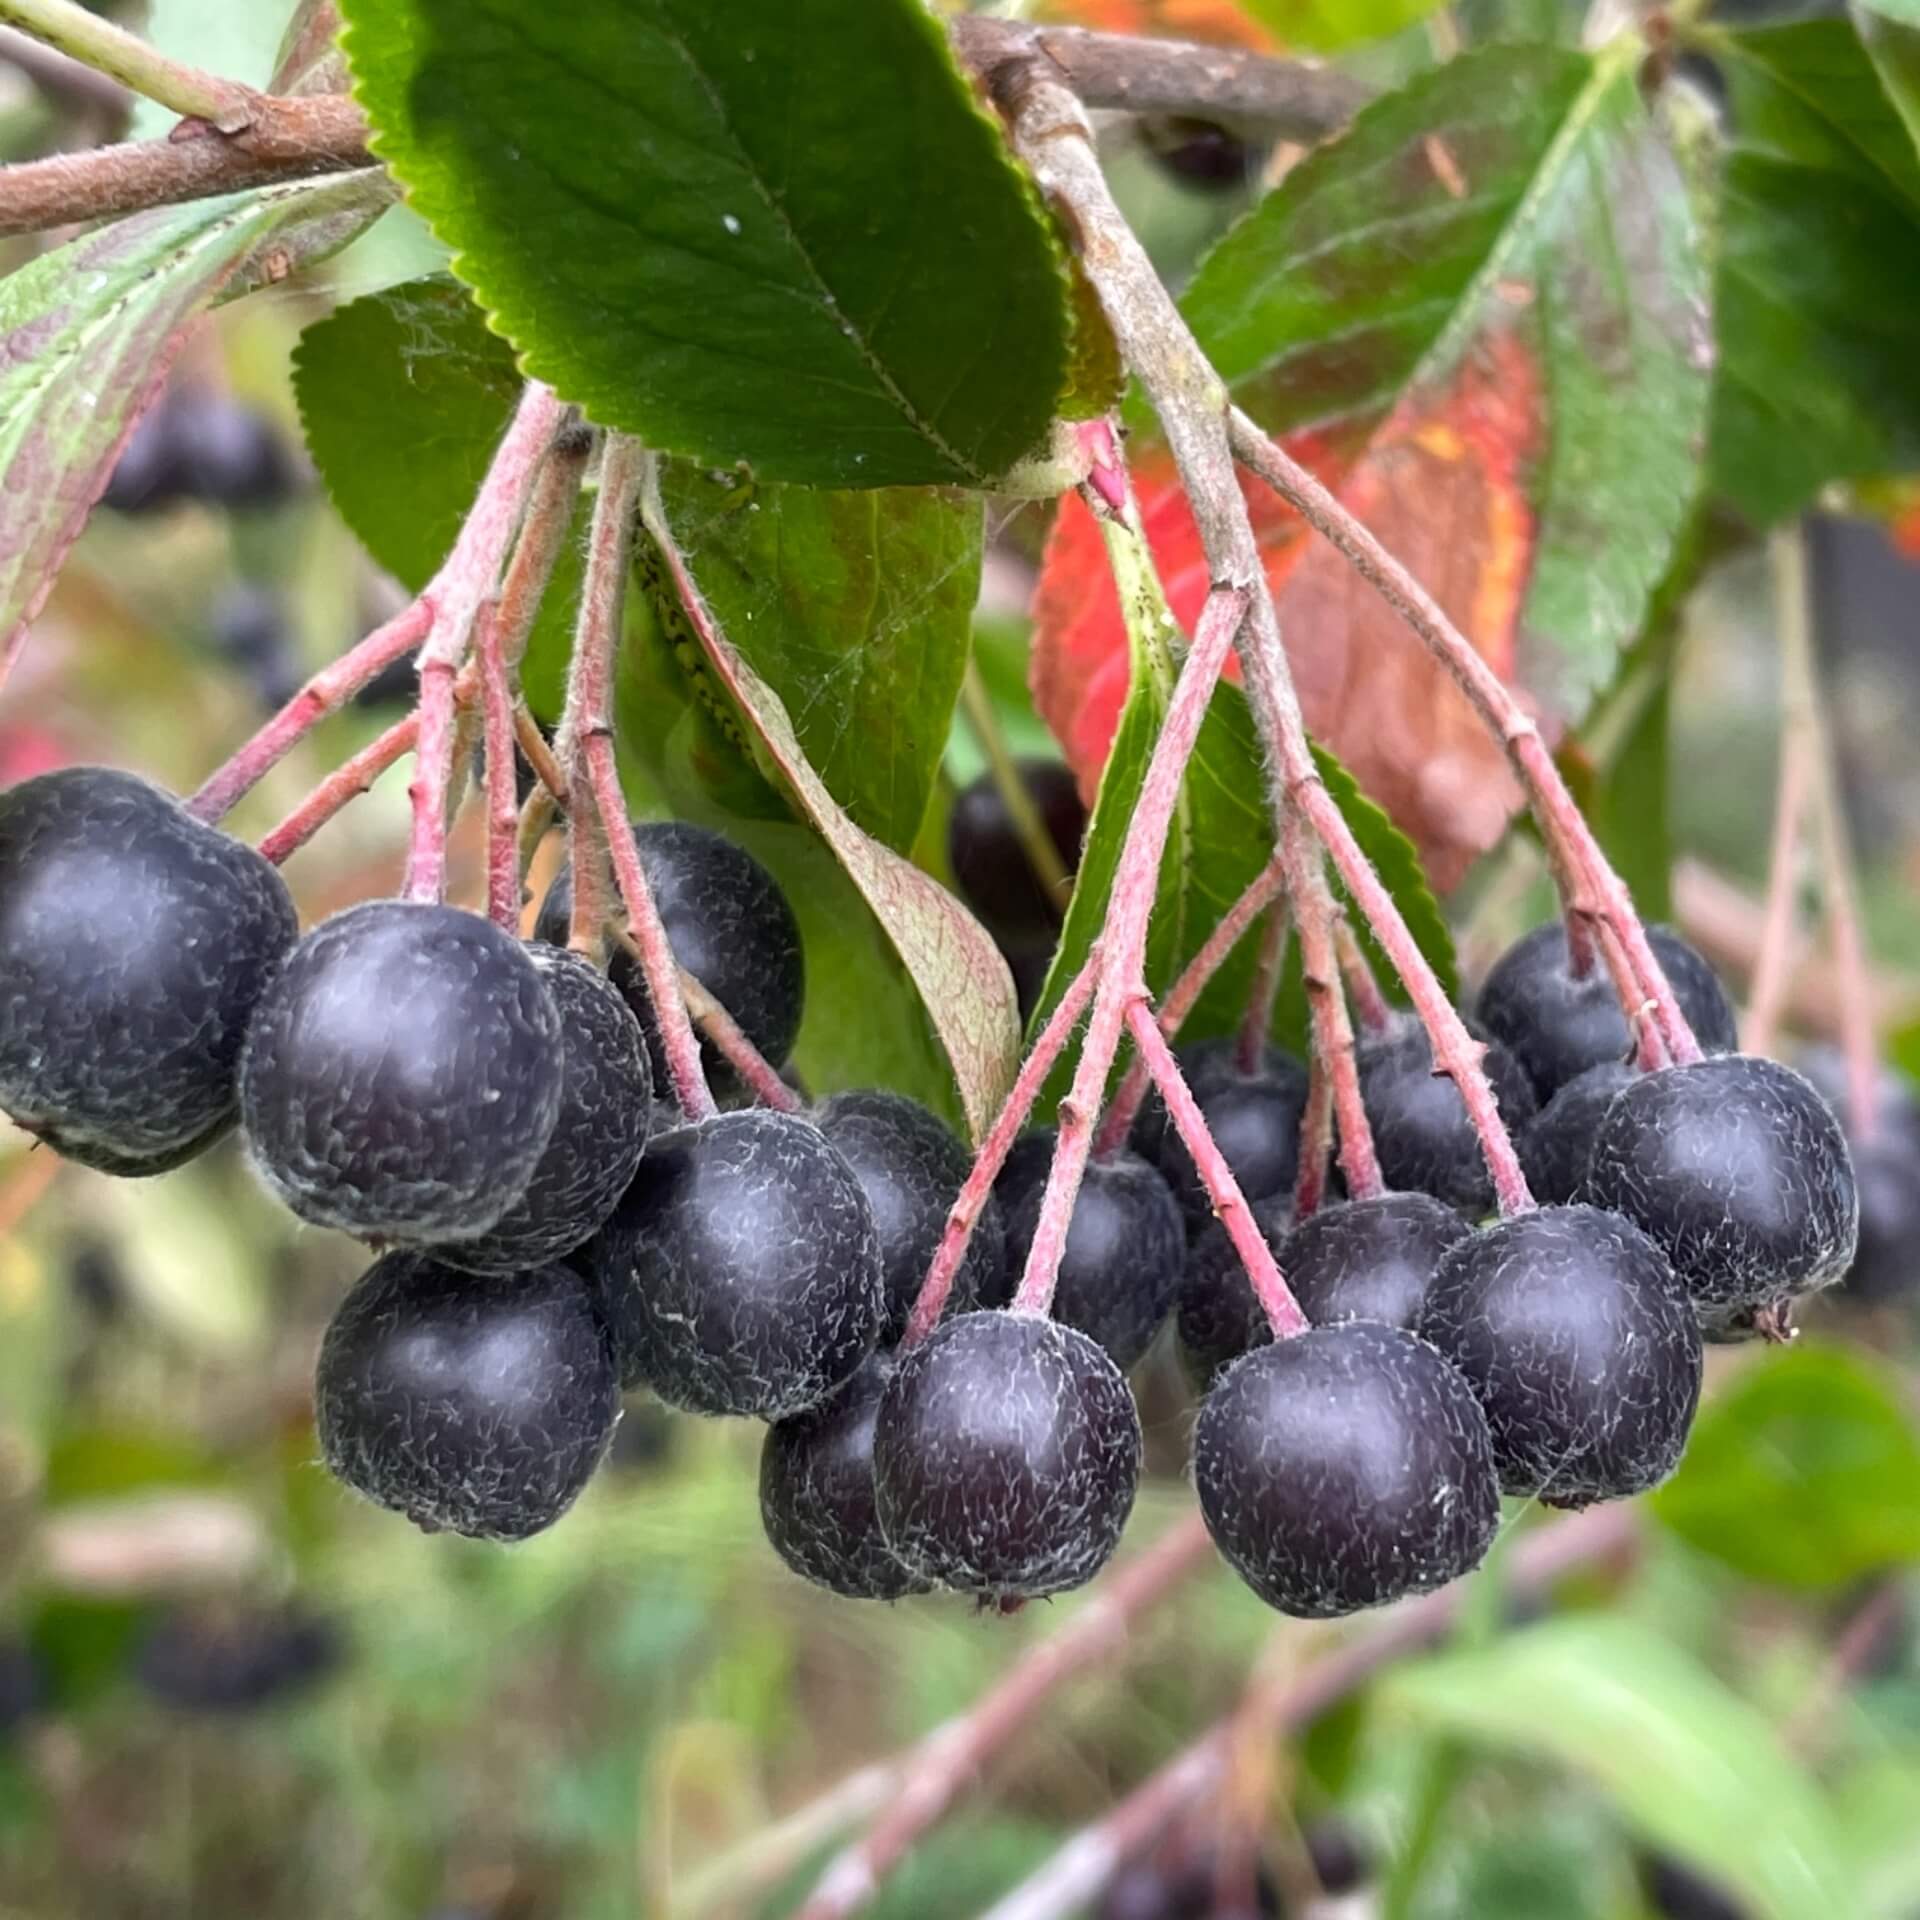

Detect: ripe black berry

[1476,921,1738,1101]
[100,400,184,513]
[169,390,296,509]
[1138,1037,1309,1226]
[1177,1199,1287,1391]
[1278,1191,1474,1331]
[315,1253,618,1541]
[436,949,651,1276]
[1194,1322,1500,1617]
[133,1605,344,1713]
[1797,1047,1920,1304]
[536,820,803,1103]
[0,768,296,1172]
[815,1089,1004,1342]
[241,901,563,1245]
[1583,1055,1859,1323]
[1518,1060,1638,1205]
[585,1109,882,1418]
[760,1349,929,1600]
[1141,116,1261,189]
[209,583,303,709]
[1419,1204,1702,1504]
[946,758,1085,945]
[1641,1854,1749,1920]
[992,1128,1185,1369]
[1355,1018,1537,1215]
[873,1310,1141,1600]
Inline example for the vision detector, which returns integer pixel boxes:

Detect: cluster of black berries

[100,384,296,516]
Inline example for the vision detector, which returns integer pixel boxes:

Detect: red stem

[677,964,803,1113]
[1127,1001,1307,1336]
[258,710,417,865]
[1290,1049,1334,1220]
[1235,904,1289,1073]
[1334,922,1392,1038]
[1226,414,1700,1069]
[186,599,430,823]
[1093,857,1287,1158]
[475,606,519,930]
[903,956,1099,1348]
[794,1515,1215,1920]
[1011,585,1251,1318]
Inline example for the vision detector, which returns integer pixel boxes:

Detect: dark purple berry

[1641,1854,1749,1920]
[241,902,563,1245]
[585,1109,882,1418]
[209,583,303,709]
[99,399,187,513]
[436,949,651,1276]
[760,1349,929,1600]
[1141,116,1261,188]
[1476,922,1737,1101]
[169,390,296,509]
[873,1310,1141,1600]
[815,1089,1004,1343]
[1418,1204,1702,1504]
[1278,1191,1473,1331]
[1355,1018,1537,1215]
[1305,1816,1371,1896]
[1583,1055,1859,1322]
[1518,1060,1639,1205]
[946,759,1085,945]
[0,768,297,1173]
[1798,1044,1920,1154]
[1140,1038,1309,1226]
[1177,1199,1288,1391]
[992,1129,1185,1370]
[0,1639,46,1735]
[1797,1047,1920,1305]
[1194,1322,1499,1617]
[536,820,803,1103]
[315,1253,618,1541]
[133,1605,343,1713]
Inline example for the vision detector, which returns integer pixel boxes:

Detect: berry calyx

[946,758,1085,946]
[314,1253,619,1542]
[873,1310,1141,1600]
[1418,1204,1703,1504]
[1476,921,1738,1101]
[1518,1060,1638,1205]
[240,901,563,1245]
[815,1089,1005,1342]
[1583,1055,1859,1325]
[0,768,297,1172]
[585,1109,882,1418]
[1193,1322,1500,1617]
[1355,1018,1537,1215]
[1277,1191,1474,1331]
[535,820,804,1103]
[993,1128,1185,1369]
[759,1349,930,1600]
[1138,1037,1309,1226]
[435,948,653,1276]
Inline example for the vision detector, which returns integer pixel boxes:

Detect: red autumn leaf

[1033,0,1277,50]
[1032,331,1541,890]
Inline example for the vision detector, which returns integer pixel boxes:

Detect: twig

[564,438,716,1121]
[1128,1001,1307,1335]
[514,702,568,810]
[0,0,257,126]
[1772,524,1880,1138]
[1334,922,1393,1038]
[257,708,418,864]
[793,1516,1216,1920]
[1742,728,1811,1059]
[188,600,432,823]
[990,65,1531,1217]
[475,605,518,929]
[676,964,803,1114]
[1094,856,1288,1157]
[948,15,1366,136]
[0,95,374,235]
[1290,1044,1335,1220]
[979,1504,1640,1920]
[400,383,568,902]
[1236,903,1290,1073]
[1226,415,1701,1071]
[1009,583,1252,1316]
[903,955,1099,1347]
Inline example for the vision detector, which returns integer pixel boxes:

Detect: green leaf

[1706,19,1920,521]
[0,177,388,672]
[1390,1615,1854,1920]
[1181,43,1711,725]
[1859,0,1920,23]
[636,493,1021,1141]
[1651,1341,1920,1589]
[1240,0,1445,54]
[650,468,982,853]
[338,0,1071,488]
[1855,7,1920,164]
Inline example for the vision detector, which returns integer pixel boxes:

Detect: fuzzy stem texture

[1127,1000,1307,1335]
[475,607,519,929]
[995,65,1530,1215]
[401,382,567,903]
[259,711,417,864]
[903,955,1100,1348]
[1334,922,1393,1037]
[1290,1045,1336,1219]
[677,964,803,1113]
[1009,584,1251,1317]
[1236,904,1290,1072]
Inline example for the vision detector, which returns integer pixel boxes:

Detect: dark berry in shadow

[946,758,1085,945]
[1177,1198,1287,1392]
[1519,1060,1638,1205]
[1139,1037,1309,1225]
[133,1605,344,1713]
[1278,1191,1473,1331]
